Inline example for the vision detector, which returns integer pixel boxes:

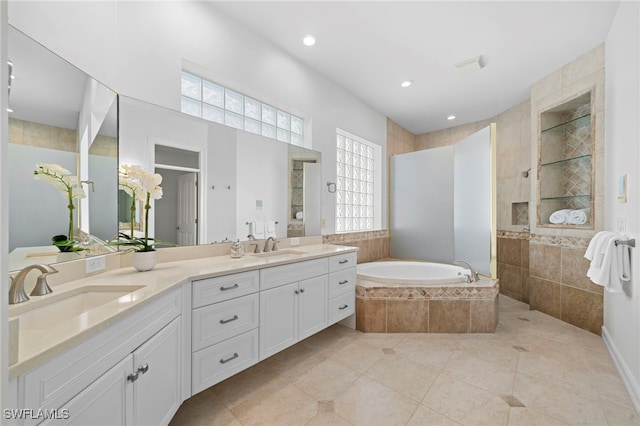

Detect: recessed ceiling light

[447,115,456,120]
[303,34,317,47]
[401,80,413,88]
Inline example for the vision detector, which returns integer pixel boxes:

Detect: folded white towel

[250,221,265,239]
[568,209,589,225]
[587,235,618,288]
[264,220,276,238]
[550,209,572,224]
[585,231,615,261]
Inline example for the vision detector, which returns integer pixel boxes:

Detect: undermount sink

[251,249,306,258]
[10,285,144,330]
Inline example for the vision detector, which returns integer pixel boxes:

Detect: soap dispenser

[230,239,245,258]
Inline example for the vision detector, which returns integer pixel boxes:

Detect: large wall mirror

[7,26,118,272]
[118,97,322,246]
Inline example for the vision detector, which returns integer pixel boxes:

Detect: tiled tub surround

[356,278,499,333]
[528,234,603,335]
[497,231,530,303]
[323,230,390,264]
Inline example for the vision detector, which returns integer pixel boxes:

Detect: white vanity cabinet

[327,252,357,324]
[45,317,181,426]
[259,258,329,360]
[16,288,182,426]
[190,271,260,395]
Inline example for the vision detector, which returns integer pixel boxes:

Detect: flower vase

[132,251,157,272]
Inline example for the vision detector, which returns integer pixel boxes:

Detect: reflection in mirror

[118,97,322,246]
[7,26,118,272]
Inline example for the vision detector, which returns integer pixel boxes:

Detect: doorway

[154,145,200,246]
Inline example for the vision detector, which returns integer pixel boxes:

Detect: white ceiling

[211,1,620,134]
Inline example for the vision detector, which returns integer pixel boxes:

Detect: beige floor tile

[422,373,510,425]
[231,382,318,425]
[591,370,637,410]
[300,325,362,356]
[507,407,569,425]
[365,353,439,402]
[516,351,595,397]
[512,371,607,424]
[334,376,418,425]
[290,358,360,400]
[330,340,385,373]
[406,405,462,425]
[264,344,330,380]
[442,351,516,395]
[305,411,353,426]
[355,332,406,349]
[211,363,288,409]
[455,337,520,371]
[393,336,458,371]
[600,399,640,426]
[169,394,241,426]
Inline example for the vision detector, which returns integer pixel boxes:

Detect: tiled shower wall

[497,232,530,303]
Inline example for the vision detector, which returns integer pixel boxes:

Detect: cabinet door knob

[220,315,239,324]
[220,283,239,291]
[295,290,299,295]
[339,304,349,310]
[137,363,149,374]
[127,372,139,382]
[220,353,239,364]
[299,288,305,293]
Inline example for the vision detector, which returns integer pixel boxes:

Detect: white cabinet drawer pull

[220,283,239,291]
[220,353,239,364]
[137,363,149,374]
[338,259,349,264]
[219,315,239,324]
[339,280,349,285]
[338,304,349,310]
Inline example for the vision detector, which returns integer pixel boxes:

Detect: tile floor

[169,296,640,425]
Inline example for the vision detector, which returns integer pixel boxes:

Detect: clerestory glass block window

[335,129,381,233]
[181,71,304,145]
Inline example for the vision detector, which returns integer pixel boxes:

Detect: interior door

[177,172,198,246]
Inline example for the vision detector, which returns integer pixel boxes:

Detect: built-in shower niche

[512,202,529,226]
[538,92,593,227]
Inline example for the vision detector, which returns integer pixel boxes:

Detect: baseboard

[602,326,640,413]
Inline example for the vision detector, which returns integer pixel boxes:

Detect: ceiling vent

[454,55,483,73]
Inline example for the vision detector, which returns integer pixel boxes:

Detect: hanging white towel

[250,221,265,239]
[549,209,572,224]
[568,208,589,225]
[264,220,276,238]
[585,232,632,293]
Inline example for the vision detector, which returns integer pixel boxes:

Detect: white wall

[8,1,388,235]
[1,0,9,414]
[603,0,640,411]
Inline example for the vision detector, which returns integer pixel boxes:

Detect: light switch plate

[86,255,106,274]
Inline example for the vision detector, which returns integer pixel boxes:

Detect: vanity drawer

[329,252,357,273]
[328,291,355,325]
[328,268,356,299]
[192,270,259,308]
[192,293,259,351]
[192,328,259,394]
[260,258,328,291]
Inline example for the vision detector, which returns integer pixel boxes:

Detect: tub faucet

[9,264,58,304]
[452,260,479,282]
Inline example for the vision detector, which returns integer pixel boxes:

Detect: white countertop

[9,243,357,377]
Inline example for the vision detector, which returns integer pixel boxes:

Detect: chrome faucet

[9,264,58,304]
[452,260,479,282]
[263,237,279,252]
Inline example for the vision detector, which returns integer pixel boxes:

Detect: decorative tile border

[497,231,531,240]
[529,234,590,249]
[323,229,389,244]
[356,282,499,300]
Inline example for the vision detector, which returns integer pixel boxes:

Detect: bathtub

[355,260,499,333]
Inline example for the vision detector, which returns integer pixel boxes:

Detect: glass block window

[181,71,304,145]
[335,129,381,233]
